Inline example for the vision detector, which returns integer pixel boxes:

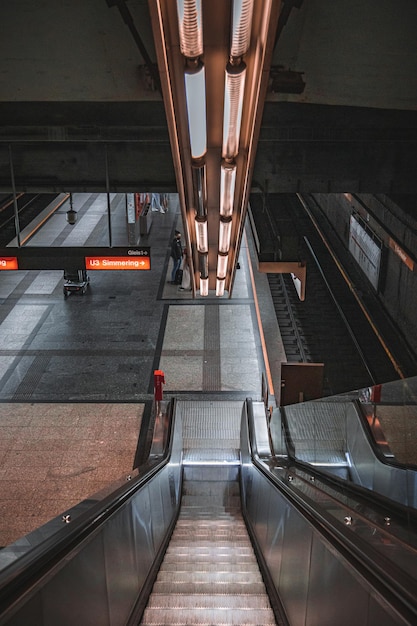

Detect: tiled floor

[0,192,282,546]
[0,191,416,551]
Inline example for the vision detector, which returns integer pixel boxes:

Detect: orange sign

[0,257,18,270]
[388,237,414,271]
[85,256,150,270]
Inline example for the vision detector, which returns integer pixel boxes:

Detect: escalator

[140,400,276,625]
[277,378,417,509]
[0,399,417,625]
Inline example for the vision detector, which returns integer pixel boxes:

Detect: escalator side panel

[242,461,410,626]
[347,403,417,508]
[241,410,411,626]
[0,463,182,626]
[283,398,417,509]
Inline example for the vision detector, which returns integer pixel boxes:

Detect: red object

[154,370,165,401]
[370,384,382,403]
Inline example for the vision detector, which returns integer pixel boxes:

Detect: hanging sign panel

[0,257,19,270]
[85,256,151,270]
[0,247,151,270]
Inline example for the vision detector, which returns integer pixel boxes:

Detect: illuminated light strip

[85,256,150,270]
[195,216,208,253]
[231,0,254,59]
[176,0,203,59]
[222,62,246,159]
[217,252,228,279]
[200,276,209,296]
[244,230,275,397]
[184,62,207,159]
[19,194,70,246]
[388,236,415,271]
[220,161,236,217]
[219,217,232,253]
[216,278,225,297]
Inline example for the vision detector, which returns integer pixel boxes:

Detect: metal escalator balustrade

[140,400,276,626]
[280,388,417,509]
[243,399,417,625]
[3,396,417,625]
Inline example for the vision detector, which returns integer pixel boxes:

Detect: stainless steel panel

[241,405,414,626]
[42,534,110,626]
[346,402,416,508]
[306,536,368,626]
[0,414,183,626]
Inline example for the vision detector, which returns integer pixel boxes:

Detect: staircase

[140,400,276,626]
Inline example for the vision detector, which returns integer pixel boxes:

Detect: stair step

[144,593,274,610]
[172,530,248,540]
[180,496,241,506]
[174,518,246,528]
[152,581,268,594]
[158,559,261,573]
[155,571,264,585]
[141,607,276,626]
[164,545,256,557]
[166,533,252,550]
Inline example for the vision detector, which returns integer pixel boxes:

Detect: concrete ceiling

[0,0,416,194]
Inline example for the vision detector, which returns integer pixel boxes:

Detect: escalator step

[155,571,264,585]
[152,580,268,594]
[159,559,261,573]
[140,606,276,626]
[142,595,276,626]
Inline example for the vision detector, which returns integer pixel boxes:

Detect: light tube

[216,278,225,297]
[199,252,208,278]
[231,0,254,59]
[176,0,203,59]
[222,63,246,159]
[220,161,236,217]
[195,216,208,253]
[217,253,228,279]
[200,276,209,296]
[219,217,232,253]
[185,62,207,159]
[192,163,207,218]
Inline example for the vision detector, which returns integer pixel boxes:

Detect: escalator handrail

[0,399,178,612]
[280,402,417,521]
[244,398,417,624]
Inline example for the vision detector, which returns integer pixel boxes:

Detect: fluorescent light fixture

[195,216,208,253]
[222,62,246,159]
[231,0,254,59]
[216,278,225,297]
[185,62,207,159]
[217,253,228,279]
[176,0,203,59]
[198,251,208,277]
[219,217,232,253]
[192,163,207,218]
[200,276,209,296]
[220,161,236,217]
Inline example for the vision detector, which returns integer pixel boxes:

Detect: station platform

[0,192,285,546]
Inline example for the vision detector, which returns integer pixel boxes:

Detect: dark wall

[312,192,417,355]
[1,102,417,194]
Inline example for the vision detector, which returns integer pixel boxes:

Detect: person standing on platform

[170,230,183,284]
